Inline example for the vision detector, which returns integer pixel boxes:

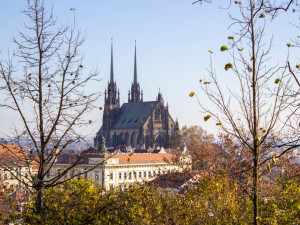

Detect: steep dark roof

[112,101,157,129]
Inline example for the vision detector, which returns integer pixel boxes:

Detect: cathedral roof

[112,101,158,129]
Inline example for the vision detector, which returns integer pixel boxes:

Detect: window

[149,171,152,178]
[25,173,28,178]
[85,173,88,179]
[95,175,99,181]
[4,174,7,180]
[139,172,142,178]
[109,173,113,180]
[133,171,137,179]
[109,184,114,190]
[47,171,50,178]
[153,171,156,177]
[129,172,132,179]
[119,172,122,179]
[124,172,127,179]
[10,174,14,179]
[144,171,147,178]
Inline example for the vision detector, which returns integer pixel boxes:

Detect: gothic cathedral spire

[105,39,119,109]
[133,41,137,85]
[129,41,143,103]
[110,39,114,83]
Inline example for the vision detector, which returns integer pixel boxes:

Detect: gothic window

[155,109,160,121]
[155,134,166,147]
[117,133,125,145]
[125,132,130,146]
[130,133,136,146]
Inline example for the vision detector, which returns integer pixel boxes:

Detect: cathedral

[94,42,179,150]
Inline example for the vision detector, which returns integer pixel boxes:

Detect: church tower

[105,40,119,108]
[129,41,143,103]
[102,40,120,141]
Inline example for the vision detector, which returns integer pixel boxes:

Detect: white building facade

[50,152,191,190]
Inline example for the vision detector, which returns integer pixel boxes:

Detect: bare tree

[0,0,102,219]
[193,1,294,224]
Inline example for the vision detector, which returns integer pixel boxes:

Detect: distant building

[94,42,179,150]
[0,144,37,190]
[49,147,191,190]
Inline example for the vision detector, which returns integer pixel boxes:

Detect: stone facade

[49,152,189,190]
[94,43,179,150]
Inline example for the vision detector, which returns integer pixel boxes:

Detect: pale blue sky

[0,0,298,137]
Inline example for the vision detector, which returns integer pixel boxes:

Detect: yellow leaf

[272,156,276,164]
[260,128,266,133]
[204,82,211,84]
[28,73,31,77]
[250,57,254,61]
[234,1,241,4]
[228,36,234,40]
[208,50,213,53]
[296,64,300,68]
[189,92,195,97]
[204,115,211,122]
[287,43,291,47]
[259,13,265,18]
[275,78,280,84]
[255,136,261,142]
[225,63,233,71]
[266,163,271,172]
[238,47,244,51]
[13,88,17,92]
[216,122,222,126]
[199,77,205,82]
[220,45,229,51]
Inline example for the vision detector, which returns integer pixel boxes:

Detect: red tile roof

[105,153,174,164]
[0,144,36,169]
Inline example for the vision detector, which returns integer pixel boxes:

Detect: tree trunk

[250,0,259,224]
[253,153,258,225]
[35,182,43,224]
